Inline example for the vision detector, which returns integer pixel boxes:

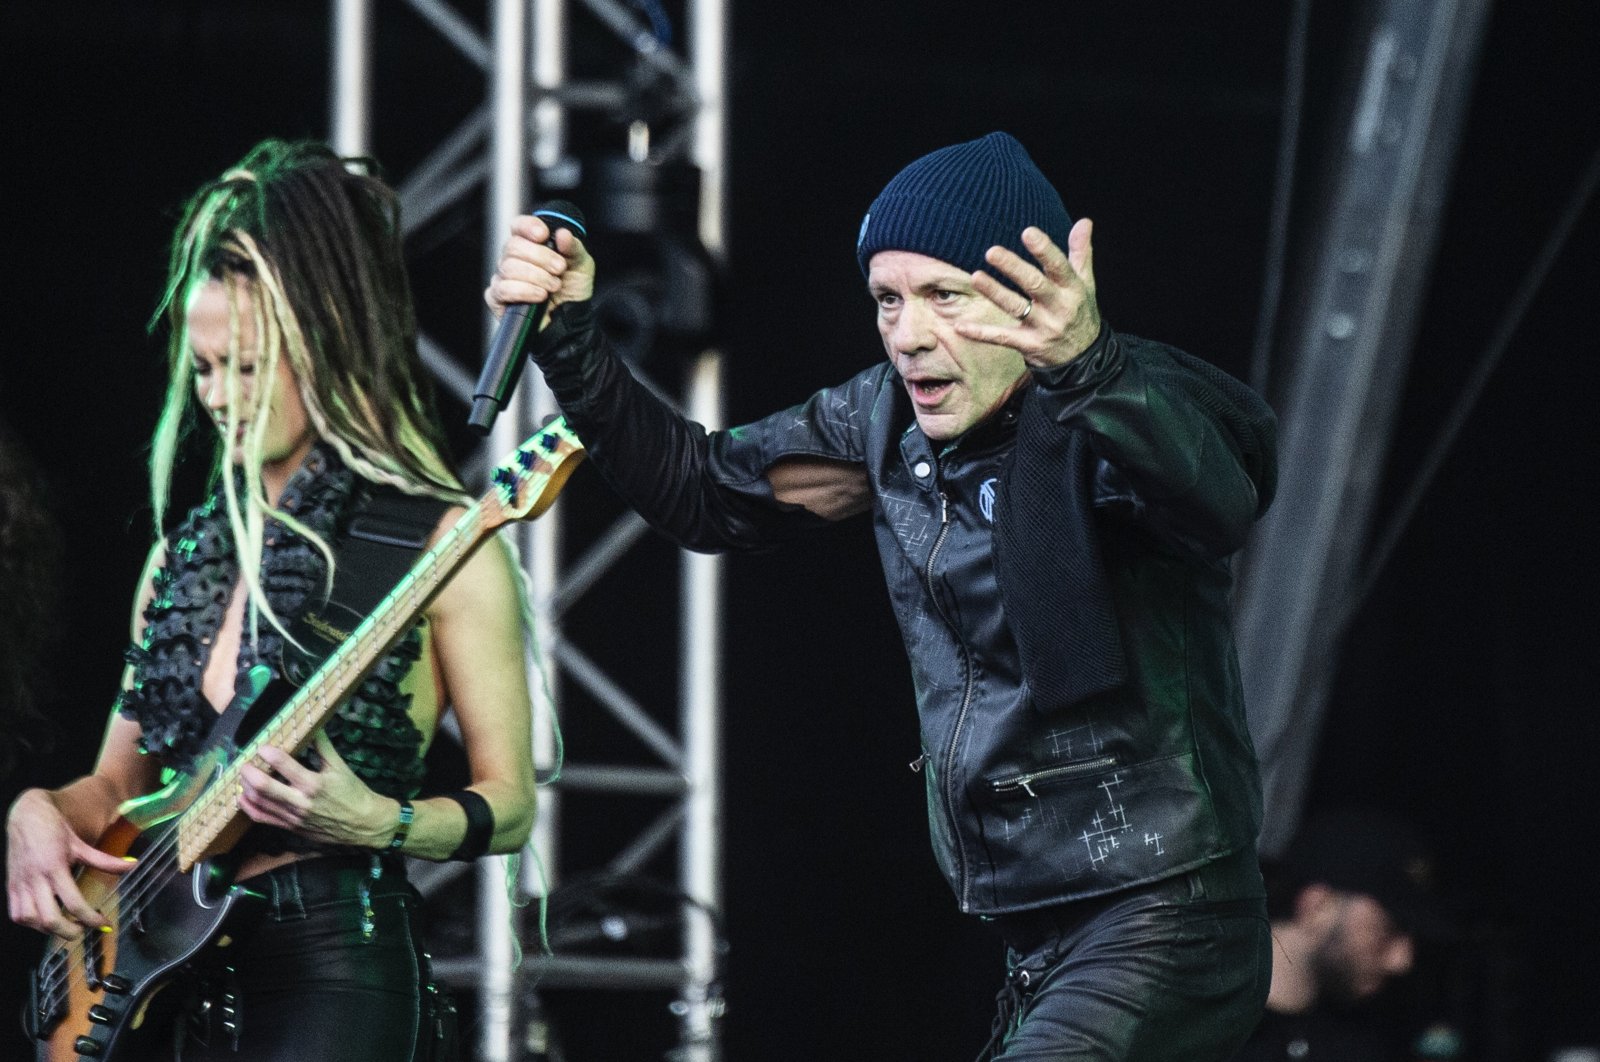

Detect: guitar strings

[32,547,449,1018]
[35,438,571,1023]
[35,818,182,1017]
[33,508,470,1017]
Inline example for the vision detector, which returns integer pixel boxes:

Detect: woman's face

[185,277,314,474]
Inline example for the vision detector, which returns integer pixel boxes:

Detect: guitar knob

[88,1004,118,1024]
[100,974,131,994]
[74,1034,104,1056]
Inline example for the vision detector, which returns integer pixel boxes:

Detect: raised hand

[957,217,1102,369]
[484,214,597,322]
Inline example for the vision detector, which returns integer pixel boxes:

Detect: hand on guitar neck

[235,731,399,849]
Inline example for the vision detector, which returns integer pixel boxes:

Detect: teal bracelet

[387,800,415,851]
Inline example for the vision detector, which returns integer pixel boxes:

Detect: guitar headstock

[483,417,587,528]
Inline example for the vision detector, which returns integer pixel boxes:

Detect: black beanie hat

[1284,808,1450,936]
[855,131,1073,284]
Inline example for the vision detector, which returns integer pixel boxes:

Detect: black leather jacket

[533,303,1277,914]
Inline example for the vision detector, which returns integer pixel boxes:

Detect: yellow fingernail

[122,856,138,863]
[100,925,113,934]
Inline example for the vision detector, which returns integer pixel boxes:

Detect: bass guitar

[25,420,584,1061]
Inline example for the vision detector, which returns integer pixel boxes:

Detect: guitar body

[27,677,275,1061]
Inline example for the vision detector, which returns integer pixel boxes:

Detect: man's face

[1311,892,1416,1007]
[868,250,1028,441]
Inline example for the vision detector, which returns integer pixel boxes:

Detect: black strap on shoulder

[281,486,453,683]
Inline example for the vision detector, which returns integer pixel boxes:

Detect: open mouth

[905,378,954,407]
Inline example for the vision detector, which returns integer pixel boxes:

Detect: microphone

[468,200,589,435]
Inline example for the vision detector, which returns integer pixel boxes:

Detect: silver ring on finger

[1017,299,1033,322]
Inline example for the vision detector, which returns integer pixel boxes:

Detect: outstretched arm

[487,215,870,548]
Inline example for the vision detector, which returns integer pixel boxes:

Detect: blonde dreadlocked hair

[150,139,469,641]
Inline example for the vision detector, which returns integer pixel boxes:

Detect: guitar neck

[174,502,491,869]
[171,415,585,871]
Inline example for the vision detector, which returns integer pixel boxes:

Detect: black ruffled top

[116,445,429,807]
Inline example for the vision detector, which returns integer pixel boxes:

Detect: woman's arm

[7,545,168,938]
[393,530,536,857]
[238,523,537,860]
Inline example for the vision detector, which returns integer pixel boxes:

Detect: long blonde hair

[150,139,468,641]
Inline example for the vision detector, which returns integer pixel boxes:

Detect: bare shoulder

[422,507,532,743]
[426,505,522,624]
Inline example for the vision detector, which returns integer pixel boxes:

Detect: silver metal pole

[679,4,729,1057]
[521,8,571,1062]
[1234,0,1492,856]
[522,0,571,898]
[481,4,531,1060]
[678,351,724,1061]
[691,0,728,264]
[532,0,568,172]
[328,0,372,155]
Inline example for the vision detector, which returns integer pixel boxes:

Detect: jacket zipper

[990,756,1117,798]
[925,488,977,912]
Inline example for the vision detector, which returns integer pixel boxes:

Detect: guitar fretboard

[173,503,486,869]
[172,420,582,871]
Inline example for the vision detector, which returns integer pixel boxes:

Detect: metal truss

[330,2,728,1058]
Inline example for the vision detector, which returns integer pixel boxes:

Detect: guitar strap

[279,485,452,685]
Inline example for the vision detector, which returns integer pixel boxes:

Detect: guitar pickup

[24,965,62,1039]
[82,933,105,990]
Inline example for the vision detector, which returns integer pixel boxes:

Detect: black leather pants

[175,853,434,1062]
[978,849,1272,1062]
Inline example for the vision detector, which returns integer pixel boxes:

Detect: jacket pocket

[988,755,1117,798]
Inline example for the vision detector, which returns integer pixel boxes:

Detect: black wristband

[443,790,495,861]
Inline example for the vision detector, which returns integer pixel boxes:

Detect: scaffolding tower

[328,2,729,1059]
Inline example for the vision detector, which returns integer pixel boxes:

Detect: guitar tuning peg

[492,467,518,489]
[516,448,537,470]
[538,431,559,452]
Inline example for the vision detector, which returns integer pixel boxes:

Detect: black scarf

[994,334,1277,712]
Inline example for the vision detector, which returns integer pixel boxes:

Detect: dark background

[3,1,1596,1059]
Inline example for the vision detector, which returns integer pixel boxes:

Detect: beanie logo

[979,477,1000,523]
[857,213,871,249]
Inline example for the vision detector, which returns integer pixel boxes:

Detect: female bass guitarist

[6,139,549,1062]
